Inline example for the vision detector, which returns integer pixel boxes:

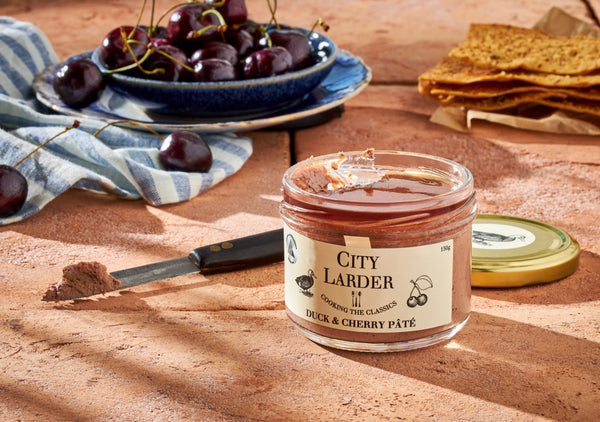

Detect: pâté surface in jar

[280,149,477,352]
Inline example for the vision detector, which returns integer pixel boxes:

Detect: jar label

[284,224,454,333]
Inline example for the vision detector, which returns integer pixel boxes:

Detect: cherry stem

[262,32,273,48]
[104,46,153,75]
[92,120,165,141]
[203,8,227,27]
[14,121,81,168]
[153,48,194,72]
[134,0,147,30]
[119,25,142,48]
[307,18,329,36]
[149,0,155,32]
[266,0,279,28]
[186,8,227,41]
[188,23,228,41]
[121,27,149,70]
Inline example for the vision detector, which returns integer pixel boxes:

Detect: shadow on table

[333,311,600,421]
[4,187,282,274]
[0,304,292,420]
[2,189,167,246]
[5,291,599,421]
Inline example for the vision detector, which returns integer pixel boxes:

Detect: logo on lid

[472,223,535,250]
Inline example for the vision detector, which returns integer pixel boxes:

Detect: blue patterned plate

[34,50,371,133]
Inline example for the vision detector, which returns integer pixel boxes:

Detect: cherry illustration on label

[406,275,433,308]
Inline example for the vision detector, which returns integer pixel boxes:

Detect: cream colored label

[284,224,453,334]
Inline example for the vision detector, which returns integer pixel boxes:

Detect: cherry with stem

[93,121,212,173]
[0,121,81,217]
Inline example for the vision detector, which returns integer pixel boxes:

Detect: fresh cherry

[99,26,150,69]
[140,44,192,81]
[206,0,248,25]
[240,19,265,40]
[0,121,80,218]
[193,58,238,82]
[225,28,256,59]
[242,46,293,79]
[158,131,213,172]
[0,165,28,217]
[265,28,313,70]
[167,4,222,53]
[53,58,105,108]
[190,41,239,67]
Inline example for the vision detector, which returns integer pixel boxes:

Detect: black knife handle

[188,229,284,274]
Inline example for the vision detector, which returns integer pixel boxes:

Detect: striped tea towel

[0,17,252,226]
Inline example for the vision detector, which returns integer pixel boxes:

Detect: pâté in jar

[280,149,477,352]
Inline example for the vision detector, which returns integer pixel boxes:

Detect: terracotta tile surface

[1,1,599,421]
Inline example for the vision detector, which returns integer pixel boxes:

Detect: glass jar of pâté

[280,149,477,352]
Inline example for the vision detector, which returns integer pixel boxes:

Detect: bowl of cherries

[85,1,338,118]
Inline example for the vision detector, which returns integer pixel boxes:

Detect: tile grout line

[582,0,600,26]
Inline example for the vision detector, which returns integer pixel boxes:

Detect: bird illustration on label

[296,269,315,297]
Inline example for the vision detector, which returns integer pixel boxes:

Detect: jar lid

[471,214,580,288]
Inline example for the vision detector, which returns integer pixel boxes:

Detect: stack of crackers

[418,23,600,117]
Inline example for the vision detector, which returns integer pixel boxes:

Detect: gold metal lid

[471,214,580,288]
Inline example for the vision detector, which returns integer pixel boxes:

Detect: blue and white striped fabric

[0,17,253,226]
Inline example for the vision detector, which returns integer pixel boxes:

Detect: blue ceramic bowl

[91,28,338,118]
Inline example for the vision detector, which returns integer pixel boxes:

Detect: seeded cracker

[427,81,600,100]
[449,23,600,75]
[418,57,600,88]
[418,20,600,119]
[429,91,557,110]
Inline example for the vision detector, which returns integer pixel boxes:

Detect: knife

[112,228,284,289]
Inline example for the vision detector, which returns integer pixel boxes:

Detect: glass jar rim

[282,150,474,215]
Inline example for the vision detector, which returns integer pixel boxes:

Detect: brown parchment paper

[430,7,600,135]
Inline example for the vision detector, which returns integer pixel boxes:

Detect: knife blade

[111,228,284,289]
